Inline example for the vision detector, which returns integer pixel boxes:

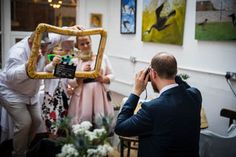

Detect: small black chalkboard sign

[54,62,76,79]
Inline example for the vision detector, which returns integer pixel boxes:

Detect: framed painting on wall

[195,0,236,41]
[90,13,103,28]
[120,0,137,34]
[141,0,186,45]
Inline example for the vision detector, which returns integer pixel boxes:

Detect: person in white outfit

[0,25,81,157]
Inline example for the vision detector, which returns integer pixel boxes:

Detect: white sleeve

[44,62,55,72]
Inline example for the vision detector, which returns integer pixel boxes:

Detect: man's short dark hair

[151,52,177,79]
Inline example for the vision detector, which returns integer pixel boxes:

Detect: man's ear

[151,69,158,79]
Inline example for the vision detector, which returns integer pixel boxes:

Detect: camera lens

[145,68,151,81]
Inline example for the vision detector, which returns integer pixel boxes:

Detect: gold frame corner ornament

[26,23,107,79]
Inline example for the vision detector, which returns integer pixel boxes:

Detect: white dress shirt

[0,32,69,104]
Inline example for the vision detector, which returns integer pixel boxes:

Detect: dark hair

[151,52,177,79]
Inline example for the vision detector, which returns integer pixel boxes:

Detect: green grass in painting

[142,6,186,45]
[195,22,236,40]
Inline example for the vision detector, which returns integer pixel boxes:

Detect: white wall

[78,0,236,134]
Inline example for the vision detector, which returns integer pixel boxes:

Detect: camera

[145,68,151,81]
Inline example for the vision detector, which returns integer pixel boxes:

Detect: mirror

[26,23,107,79]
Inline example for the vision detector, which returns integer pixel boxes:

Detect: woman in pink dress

[68,35,115,125]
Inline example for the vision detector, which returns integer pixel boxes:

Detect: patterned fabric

[42,80,69,134]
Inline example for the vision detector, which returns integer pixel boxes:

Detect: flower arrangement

[178,73,190,80]
[55,117,113,157]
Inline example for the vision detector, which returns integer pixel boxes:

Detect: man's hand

[70,25,85,31]
[133,69,149,96]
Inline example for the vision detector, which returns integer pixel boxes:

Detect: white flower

[97,144,113,156]
[93,128,106,137]
[85,128,106,141]
[87,144,113,157]
[57,118,113,157]
[87,148,98,157]
[72,121,92,134]
[85,130,98,141]
[80,121,93,129]
[57,144,79,157]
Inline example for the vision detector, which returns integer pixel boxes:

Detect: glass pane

[11,0,76,31]
[0,0,1,31]
[0,1,1,68]
[0,34,2,68]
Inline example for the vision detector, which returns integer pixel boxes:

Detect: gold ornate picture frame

[26,23,107,79]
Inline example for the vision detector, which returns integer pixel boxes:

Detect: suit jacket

[115,77,202,157]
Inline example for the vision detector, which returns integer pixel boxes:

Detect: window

[0,0,2,68]
[11,0,76,31]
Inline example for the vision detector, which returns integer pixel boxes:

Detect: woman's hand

[96,74,104,83]
[96,74,110,84]
[83,63,91,71]
[76,78,83,85]
[67,85,74,96]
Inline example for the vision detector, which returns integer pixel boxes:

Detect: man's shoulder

[10,39,27,51]
[186,86,201,93]
[141,98,163,109]
[186,87,202,104]
[9,40,28,58]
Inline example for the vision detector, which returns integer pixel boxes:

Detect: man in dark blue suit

[115,52,202,157]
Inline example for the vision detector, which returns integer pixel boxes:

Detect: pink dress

[68,55,115,124]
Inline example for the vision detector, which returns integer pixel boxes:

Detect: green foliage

[56,117,113,157]
[178,73,190,80]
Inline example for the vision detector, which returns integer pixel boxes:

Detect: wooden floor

[109,148,138,157]
[110,137,138,157]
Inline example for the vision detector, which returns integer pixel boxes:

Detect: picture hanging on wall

[90,13,103,28]
[195,0,236,41]
[141,0,186,45]
[120,0,137,34]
